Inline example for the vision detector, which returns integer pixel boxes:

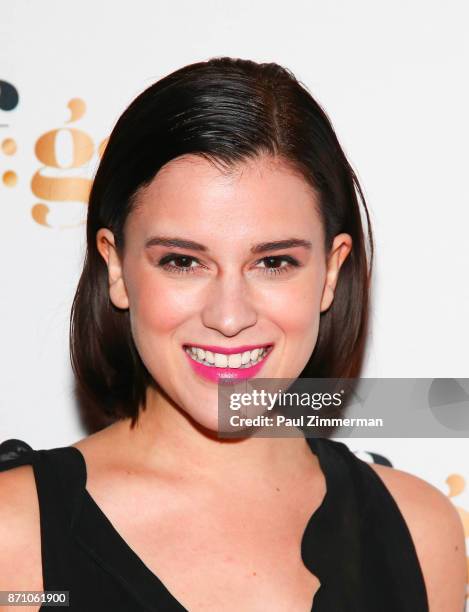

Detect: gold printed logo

[31,98,95,228]
[0,79,20,187]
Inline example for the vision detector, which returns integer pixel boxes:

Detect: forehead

[126,154,323,242]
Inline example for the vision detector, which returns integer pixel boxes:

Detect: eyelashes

[156,253,301,277]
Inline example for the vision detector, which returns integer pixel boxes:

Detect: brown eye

[157,254,202,274]
[256,255,300,275]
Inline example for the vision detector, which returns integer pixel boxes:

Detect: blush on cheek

[135,285,193,332]
[266,285,318,328]
[267,286,321,370]
[134,260,213,327]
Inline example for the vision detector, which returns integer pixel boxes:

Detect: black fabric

[0,437,429,611]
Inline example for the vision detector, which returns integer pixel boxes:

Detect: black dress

[0,436,429,611]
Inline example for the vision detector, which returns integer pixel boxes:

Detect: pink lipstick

[183,344,274,384]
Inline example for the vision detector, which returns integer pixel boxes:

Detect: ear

[320,233,353,313]
[96,228,129,310]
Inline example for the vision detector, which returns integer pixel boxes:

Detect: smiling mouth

[183,345,274,369]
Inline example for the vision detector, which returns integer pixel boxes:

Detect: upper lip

[183,343,273,355]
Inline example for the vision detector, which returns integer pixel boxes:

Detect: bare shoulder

[69,421,132,478]
[0,464,43,599]
[368,462,467,611]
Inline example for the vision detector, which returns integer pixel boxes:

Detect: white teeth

[185,346,270,368]
[241,351,251,365]
[214,353,228,368]
[228,353,242,368]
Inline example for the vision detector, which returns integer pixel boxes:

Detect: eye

[255,255,300,276]
[157,254,203,274]
[156,253,301,276]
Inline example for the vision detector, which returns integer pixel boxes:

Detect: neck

[110,386,315,487]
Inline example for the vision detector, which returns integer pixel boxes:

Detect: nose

[201,271,258,337]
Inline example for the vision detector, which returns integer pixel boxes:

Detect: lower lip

[183,347,273,384]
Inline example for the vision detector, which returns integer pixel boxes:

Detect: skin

[0,154,466,611]
[102,153,347,435]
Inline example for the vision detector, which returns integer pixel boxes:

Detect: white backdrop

[1,0,468,603]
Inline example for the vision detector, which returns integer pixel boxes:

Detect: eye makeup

[156,253,301,276]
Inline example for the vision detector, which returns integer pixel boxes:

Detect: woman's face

[97,154,351,431]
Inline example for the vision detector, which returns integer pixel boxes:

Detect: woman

[0,57,466,611]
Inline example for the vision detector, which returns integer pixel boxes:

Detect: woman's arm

[370,462,467,612]
[0,466,43,608]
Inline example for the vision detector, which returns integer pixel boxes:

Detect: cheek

[126,268,195,337]
[126,274,196,381]
[263,278,323,336]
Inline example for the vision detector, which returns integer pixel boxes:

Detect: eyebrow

[144,236,313,254]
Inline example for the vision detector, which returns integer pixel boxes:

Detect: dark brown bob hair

[70,56,374,429]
